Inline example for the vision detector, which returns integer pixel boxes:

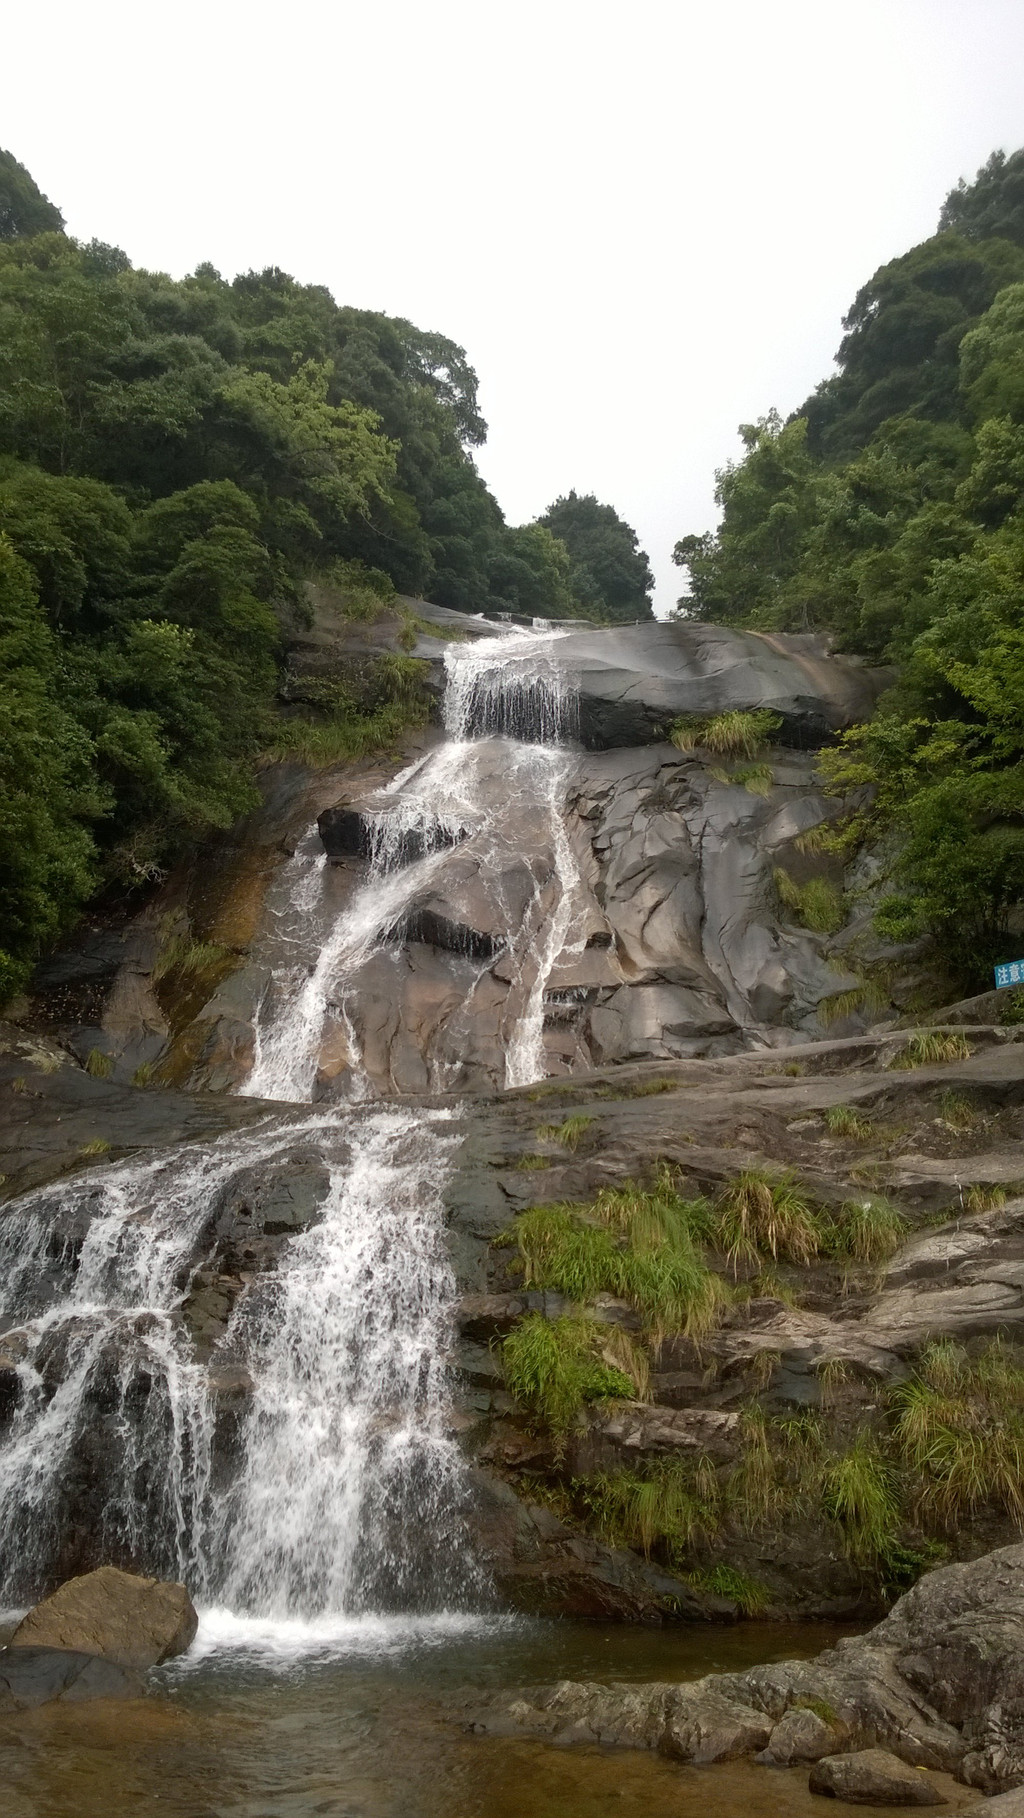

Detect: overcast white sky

[6,0,1024,613]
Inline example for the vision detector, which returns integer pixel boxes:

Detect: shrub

[501,1314,638,1441]
[84,1047,113,1079]
[714,1167,822,1270]
[670,708,782,758]
[889,1031,973,1069]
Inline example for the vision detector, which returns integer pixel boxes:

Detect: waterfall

[242,625,585,1103]
[0,1107,473,1617]
[0,622,582,1630]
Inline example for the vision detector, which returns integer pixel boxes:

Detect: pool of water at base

[0,1613,978,1818]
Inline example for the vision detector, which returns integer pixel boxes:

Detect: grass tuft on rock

[823,1104,872,1140]
[670,708,782,758]
[893,1339,1024,1531]
[578,1456,722,1557]
[714,1167,821,1270]
[889,1030,973,1069]
[821,1432,901,1566]
[828,1196,907,1265]
[501,1314,638,1441]
[507,1184,727,1341]
[535,1114,595,1152]
[774,869,845,935]
[687,1563,772,1616]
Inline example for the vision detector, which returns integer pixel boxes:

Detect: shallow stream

[0,1616,977,1818]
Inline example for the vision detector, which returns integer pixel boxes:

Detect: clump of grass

[152,935,233,985]
[714,1167,822,1270]
[78,1137,111,1158]
[536,1114,595,1152]
[670,708,782,758]
[816,1357,853,1405]
[818,976,891,1026]
[774,870,845,935]
[579,1456,722,1557]
[626,1077,678,1097]
[687,1563,771,1616]
[733,762,775,797]
[890,1031,974,1070]
[938,1090,982,1132]
[506,1184,727,1342]
[84,1047,114,1079]
[501,1314,638,1442]
[828,1196,906,1265]
[516,1154,551,1171]
[131,1061,156,1089]
[893,1340,1024,1531]
[727,1405,784,1529]
[821,1432,901,1566]
[783,1061,804,1077]
[823,1103,873,1140]
[964,1183,1006,1213]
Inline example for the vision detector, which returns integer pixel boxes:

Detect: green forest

[0,150,652,1001]
[675,147,1024,990]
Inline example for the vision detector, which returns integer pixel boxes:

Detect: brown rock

[762,1705,839,1764]
[809,1749,948,1805]
[8,1566,198,1670]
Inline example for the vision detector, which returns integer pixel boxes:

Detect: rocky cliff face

[8,608,1017,1629]
[21,612,896,1100]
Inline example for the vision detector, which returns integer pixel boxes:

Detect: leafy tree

[0,148,64,242]
[940,148,1024,247]
[538,492,653,622]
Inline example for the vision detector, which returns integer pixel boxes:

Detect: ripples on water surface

[0,1615,976,1818]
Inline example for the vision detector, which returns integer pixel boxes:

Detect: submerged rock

[0,1646,143,1710]
[8,1565,197,1669]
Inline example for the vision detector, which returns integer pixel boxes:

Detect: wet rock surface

[808,1749,949,1804]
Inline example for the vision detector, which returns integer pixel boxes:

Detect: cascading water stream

[242,625,587,1102]
[0,623,583,1636]
[0,1107,472,1617]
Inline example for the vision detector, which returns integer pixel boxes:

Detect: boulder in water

[8,1565,198,1669]
[808,1748,948,1804]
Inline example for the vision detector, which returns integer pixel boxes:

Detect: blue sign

[995,959,1024,988]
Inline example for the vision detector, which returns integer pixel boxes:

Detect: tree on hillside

[0,149,64,242]
[940,148,1024,248]
[537,492,654,622]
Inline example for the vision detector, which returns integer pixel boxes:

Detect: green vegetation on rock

[672,145,1024,990]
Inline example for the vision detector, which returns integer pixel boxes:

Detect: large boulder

[8,1566,198,1669]
[809,1748,948,1804]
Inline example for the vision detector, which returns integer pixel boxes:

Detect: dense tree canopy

[538,492,654,622]
[0,148,650,996]
[674,146,1024,989]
